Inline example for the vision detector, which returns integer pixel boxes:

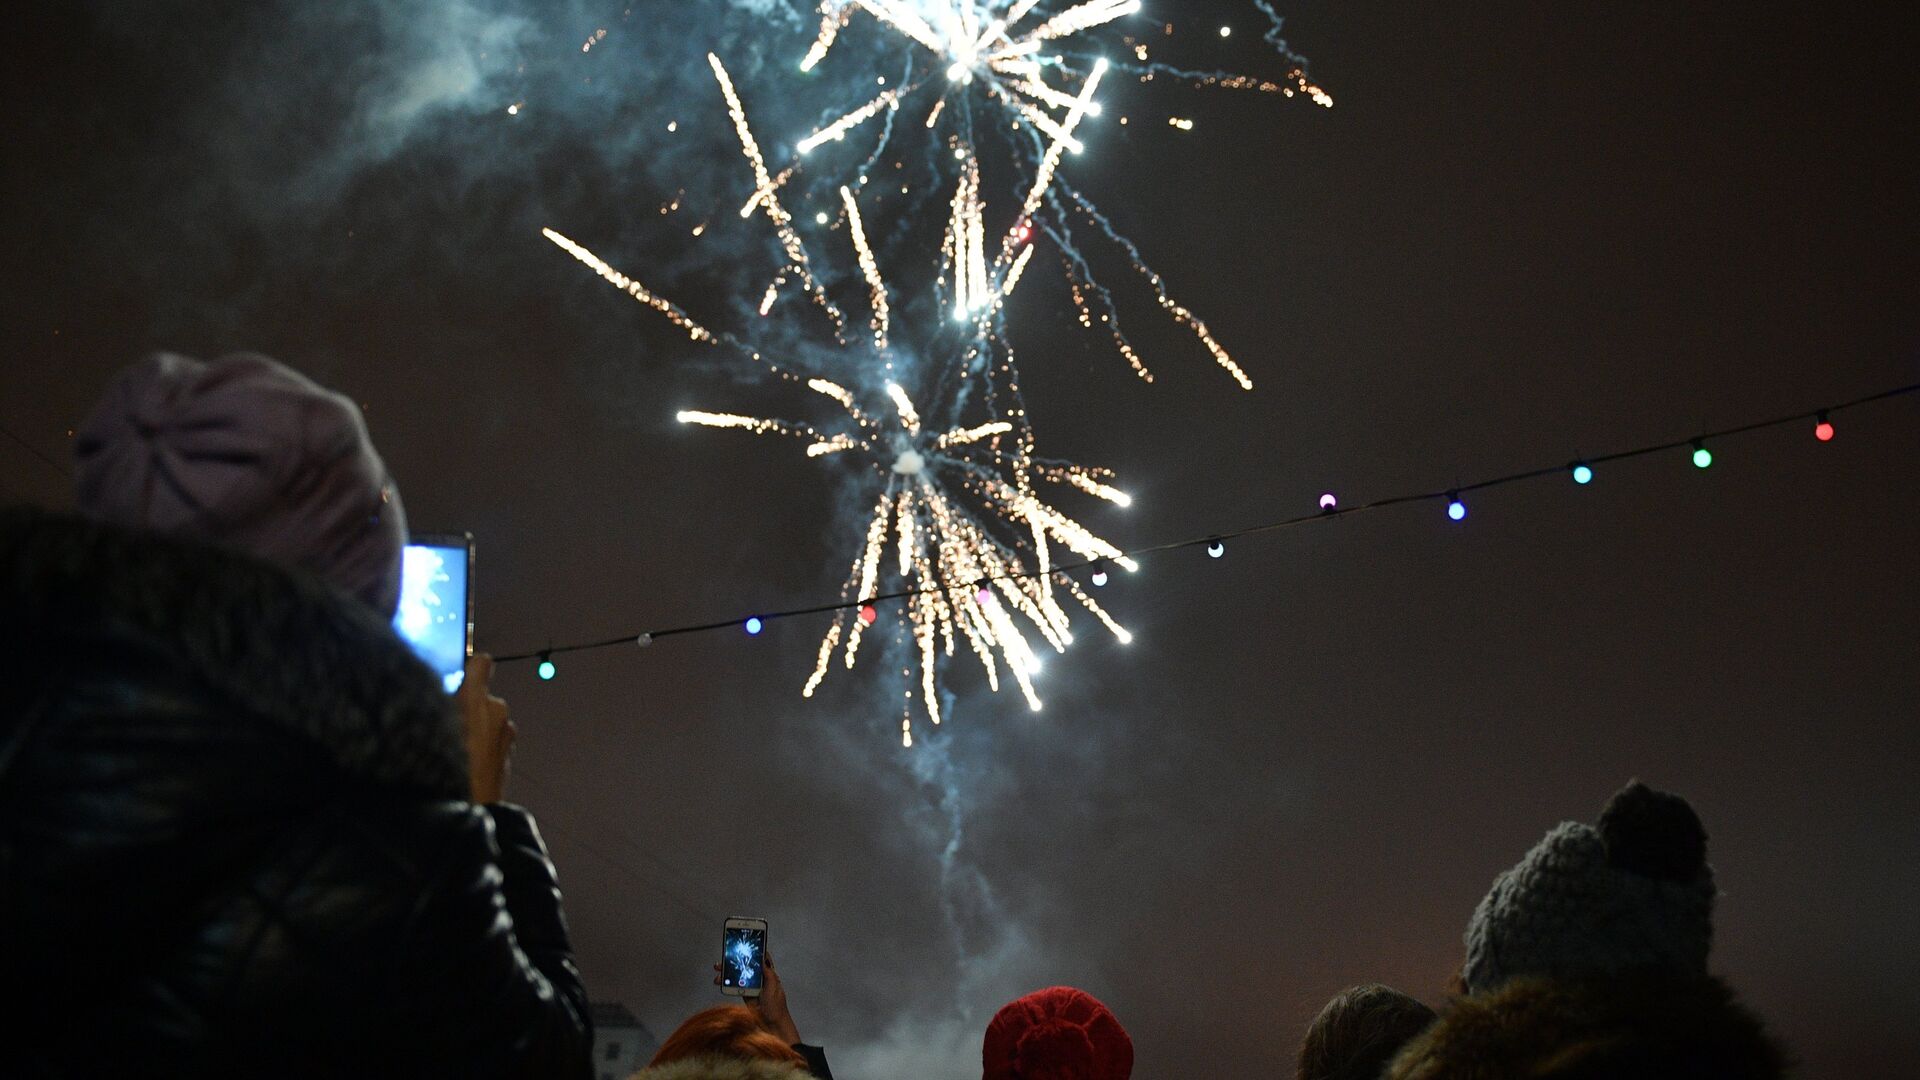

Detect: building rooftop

[591,1001,647,1031]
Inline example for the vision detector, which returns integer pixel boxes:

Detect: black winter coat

[0,509,592,1078]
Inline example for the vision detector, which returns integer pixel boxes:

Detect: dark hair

[648,1005,807,1069]
[1298,985,1437,1080]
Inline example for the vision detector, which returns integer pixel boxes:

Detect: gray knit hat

[1461,781,1716,994]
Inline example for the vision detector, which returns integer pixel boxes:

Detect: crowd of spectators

[1,354,1788,1078]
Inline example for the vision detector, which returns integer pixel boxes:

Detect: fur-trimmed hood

[0,507,465,797]
[631,1055,819,1080]
[1387,973,1787,1079]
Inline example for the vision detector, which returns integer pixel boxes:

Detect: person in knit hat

[1461,779,1716,994]
[0,353,592,1077]
[983,986,1133,1080]
[1382,780,1787,1079]
[74,351,408,616]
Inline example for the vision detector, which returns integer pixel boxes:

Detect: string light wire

[474,381,1917,664]
[1,423,74,478]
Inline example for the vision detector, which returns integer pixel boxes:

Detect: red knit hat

[982,987,1133,1080]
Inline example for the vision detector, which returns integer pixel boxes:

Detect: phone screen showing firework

[393,534,473,693]
[721,922,767,995]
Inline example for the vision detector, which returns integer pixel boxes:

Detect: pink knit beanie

[75,352,407,615]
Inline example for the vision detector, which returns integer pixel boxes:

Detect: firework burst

[779,2,1331,389]
[679,375,1134,744]
[546,179,1133,740]
[798,1,1137,153]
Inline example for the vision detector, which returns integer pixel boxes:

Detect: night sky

[4,2,1918,1076]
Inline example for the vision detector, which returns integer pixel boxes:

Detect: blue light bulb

[1447,497,1467,521]
[537,658,556,681]
[1572,463,1593,485]
[745,617,764,635]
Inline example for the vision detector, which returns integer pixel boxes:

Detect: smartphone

[720,917,768,998]
[393,532,474,693]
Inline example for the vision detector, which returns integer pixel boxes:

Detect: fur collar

[631,1055,818,1080]
[1388,973,1786,1079]
[0,507,466,798]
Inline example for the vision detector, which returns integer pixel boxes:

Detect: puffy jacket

[0,508,592,1078]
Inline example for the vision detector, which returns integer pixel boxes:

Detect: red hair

[648,1005,807,1068]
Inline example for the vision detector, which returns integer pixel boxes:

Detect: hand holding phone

[720,917,768,998]
[713,922,803,1045]
[455,653,514,805]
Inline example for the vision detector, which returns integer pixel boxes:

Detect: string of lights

[499,381,1917,675]
[1,423,74,478]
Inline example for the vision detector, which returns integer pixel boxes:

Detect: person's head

[983,986,1132,1080]
[1461,780,1716,995]
[74,351,406,616]
[1298,985,1436,1080]
[648,1006,807,1070]
[630,1055,814,1080]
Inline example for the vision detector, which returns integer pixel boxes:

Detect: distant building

[591,1002,658,1080]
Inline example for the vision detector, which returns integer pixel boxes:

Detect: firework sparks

[841,185,891,351]
[684,376,1134,742]
[795,2,1124,183]
[542,228,718,344]
[709,53,844,332]
[543,223,1133,743]
[784,4,1326,388]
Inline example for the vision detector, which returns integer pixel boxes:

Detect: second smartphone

[720,917,768,998]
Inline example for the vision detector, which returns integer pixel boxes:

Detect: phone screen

[394,537,472,693]
[721,925,767,992]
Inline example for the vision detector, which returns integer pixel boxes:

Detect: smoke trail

[797,676,1065,1078]
[907,714,1024,1000]
[1253,0,1312,65]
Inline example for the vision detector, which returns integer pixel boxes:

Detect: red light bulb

[1814,417,1834,442]
[859,604,878,625]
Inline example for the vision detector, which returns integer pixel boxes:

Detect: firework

[546,201,1133,742]
[785,3,1327,389]
[681,376,1135,744]
[538,9,1338,739]
[797,1,1138,110]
